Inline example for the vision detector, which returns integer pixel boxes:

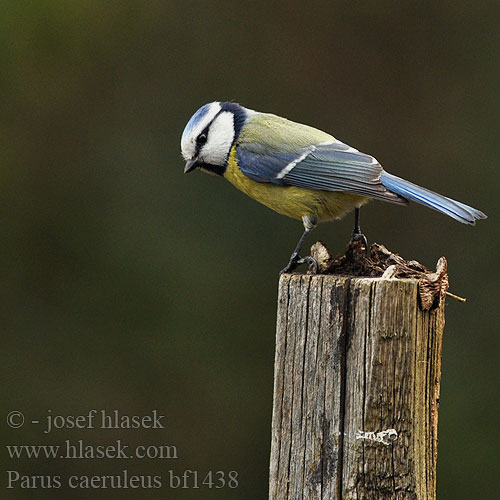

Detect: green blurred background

[1,1,498,498]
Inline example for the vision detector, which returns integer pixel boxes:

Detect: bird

[180,101,487,273]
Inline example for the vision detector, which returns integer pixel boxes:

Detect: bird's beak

[184,158,198,174]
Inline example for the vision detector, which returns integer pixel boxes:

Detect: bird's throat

[199,162,226,176]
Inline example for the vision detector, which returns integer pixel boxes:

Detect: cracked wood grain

[269,275,445,500]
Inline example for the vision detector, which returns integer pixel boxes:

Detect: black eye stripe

[193,104,245,156]
[195,108,225,150]
[195,125,210,154]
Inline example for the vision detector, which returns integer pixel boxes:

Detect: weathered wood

[269,275,445,500]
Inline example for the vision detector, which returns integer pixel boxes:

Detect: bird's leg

[350,207,368,249]
[280,227,315,274]
[280,216,318,274]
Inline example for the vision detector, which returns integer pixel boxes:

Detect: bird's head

[181,101,248,176]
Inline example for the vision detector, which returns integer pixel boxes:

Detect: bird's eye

[197,133,207,145]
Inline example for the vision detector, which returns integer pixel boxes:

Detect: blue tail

[380,172,487,225]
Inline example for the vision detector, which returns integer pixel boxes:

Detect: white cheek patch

[181,102,221,160]
[200,111,235,165]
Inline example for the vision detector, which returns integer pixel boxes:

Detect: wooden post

[269,274,445,500]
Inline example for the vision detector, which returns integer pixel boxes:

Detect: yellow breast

[223,146,368,222]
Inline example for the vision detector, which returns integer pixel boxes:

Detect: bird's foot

[280,253,318,275]
[350,231,368,251]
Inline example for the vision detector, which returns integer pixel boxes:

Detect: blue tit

[181,101,487,273]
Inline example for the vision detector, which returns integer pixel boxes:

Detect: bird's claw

[350,231,368,251]
[297,255,319,274]
[280,253,318,275]
[280,253,300,274]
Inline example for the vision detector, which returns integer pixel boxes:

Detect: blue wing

[236,140,407,204]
